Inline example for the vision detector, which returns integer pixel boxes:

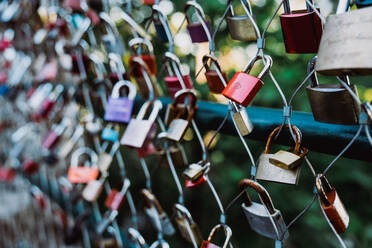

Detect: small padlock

[141,189,176,236]
[97,152,113,173]
[231,103,253,136]
[201,224,232,248]
[67,147,99,184]
[306,56,360,125]
[240,179,289,241]
[184,1,211,43]
[182,161,205,181]
[104,80,136,123]
[226,0,258,41]
[104,178,131,211]
[185,175,207,188]
[166,89,197,142]
[153,5,172,43]
[280,0,323,53]
[81,175,106,202]
[174,203,203,245]
[316,174,349,234]
[255,125,306,185]
[143,0,158,5]
[129,38,157,77]
[203,55,228,94]
[222,54,272,107]
[35,59,58,83]
[101,124,120,143]
[121,100,162,148]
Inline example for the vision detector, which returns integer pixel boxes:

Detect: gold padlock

[231,102,253,136]
[255,125,306,185]
[174,204,203,246]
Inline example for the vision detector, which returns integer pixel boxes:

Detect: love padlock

[82,175,106,202]
[129,38,157,77]
[226,0,258,41]
[104,80,136,123]
[101,125,120,143]
[203,55,228,94]
[104,179,131,211]
[201,224,232,248]
[280,0,323,53]
[184,1,211,43]
[67,147,99,184]
[222,54,272,107]
[174,204,203,246]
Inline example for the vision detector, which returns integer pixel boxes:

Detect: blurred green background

[114,0,372,247]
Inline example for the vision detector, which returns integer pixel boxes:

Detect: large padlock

[81,175,106,202]
[316,174,349,234]
[226,0,258,41]
[141,189,176,236]
[121,100,162,148]
[104,178,131,211]
[104,80,136,123]
[200,224,232,248]
[306,56,360,125]
[255,125,306,185]
[184,1,211,43]
[230,102,253,136]
[174,203,203,246]
[129,38,157,77]
[203,55,228,94]
[315,6,372,75]
[280,0,322,53]
[67,147,99,184]
[166,89,197,142]
[153,5,172,43]
[356,0,372,8]
[222,54,272,107]
[240,179,289,241]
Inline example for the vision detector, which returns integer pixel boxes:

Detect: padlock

[129,38,157,77]
[101,125,120,143]
[58,125,85,158]
[104,80,136,123]
[222,54,272,107]
[104,178,131,211]
[356,0,372,8]
[158,144,188,168]
[184,1,211,43]
[362,102,372,129]
[203,55,228,94]
[174,203,203,245]
[141,189,176,236]
[201,224,232,248]
[240,179,289,241]
[67,147,99,184]
[231,102,253,136]
[226,0,258,41]
[165,75,193,99]
[33,85,64,121]
[81,175,106,202]
[185,175,207,188]
[306,56,360,124]
[182,161,205,181]
[121,100,162,148]
[21,159,39,175]
[255,125,306,185]
[166,89,197,141]
[315,6,372,75]
[153,5,172,42]
[316,174,349,234]
[279,0,322,53]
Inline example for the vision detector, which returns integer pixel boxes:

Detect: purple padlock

[104,80,137,123]
[185,1,212,43]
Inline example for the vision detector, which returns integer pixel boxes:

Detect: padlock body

[104,97,134,123]
[104,189,125,211]
[67,167,99,183]
[269,150,303,170]
[185,175,206,188]
[165,104,187,125]
[164,75,193,100]
[280,10,322,53]
[0,167,16,182]
[205,70,227,94]
[201,241,220,248]
[154,21,169,42]
[42,130,60,149]
[242,202,289,240]
[175,216,203,245]
[137,140,157,158]
[186,22,211,43]
[121,120,153,148]
[222,72,263,107]
[183,164,204,180]
[82,180,104,202]
[166,119,189,141]
[255,153,301,185]
[232,107,253,136]
[321,190,349,234]
[129,55,157,77]
[101,128,119,142]
[227,16,258,41]
[306,84,360,124]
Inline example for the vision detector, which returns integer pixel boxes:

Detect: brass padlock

[315,6,372,75]
[166,89,197,142]
[240,179,289,241]
[174,203,203,246]
[200,224,232,248]
[230,102,253,136]
[203,54,228,94]
[306,56,360,125]
[226,0,258,41]
[182,161,205,181]
[316,174,349,234]
[255,125,306,185]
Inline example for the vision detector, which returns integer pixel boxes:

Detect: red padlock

[67,148,99,184]
[128,38,157,77]
[104,179,131,211]
[185,175,206,188]
[203,54,228,94]
[222,54,272,107]
[22,160,39,175]
[280,0,323,53]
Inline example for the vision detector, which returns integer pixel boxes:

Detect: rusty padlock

[67,147,99,184]
[184,1,211,43]
[203,54,228,94]
[200,224,232,248]
[222,54,272,107]
[316,174,349,234]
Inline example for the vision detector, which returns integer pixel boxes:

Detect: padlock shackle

[70,147,98,168]
[141,189,164,214]
[202,54,223,73]
[111,80,137,99]
[128,37,154,54]
[173,203,195,224]
[307,56,319,87]
[128,227,147,248]
[207,224,232,248]
[108,52,126,77]
[173,89,197,109]
[243,54,272,79]
[184,1,207,23]
[264,124,302,155]
[136,100,162,122]
[152,5,174,43]
[239,179,276,214]
[315,174,335,207]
